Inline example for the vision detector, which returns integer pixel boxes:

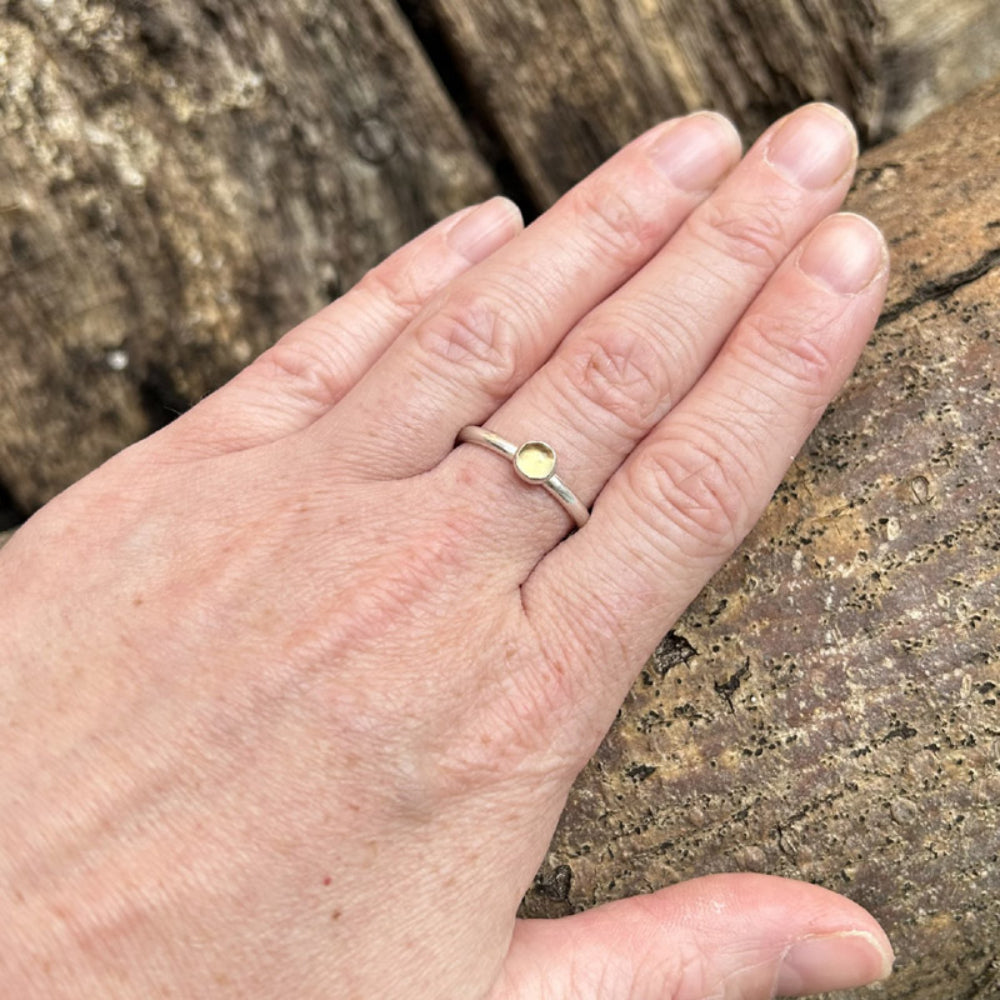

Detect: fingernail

[797,213,887,294]
[446,196,523,263]
[765,103,857,189]
[775,931,894,997]
[647,111,742,191]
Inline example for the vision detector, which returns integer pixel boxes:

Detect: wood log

[520,77,1000,1000]
[419,0,1000,205]
[0,0,496,513]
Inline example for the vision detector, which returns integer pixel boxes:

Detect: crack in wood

[877,245,1000,327]
[393,0,541,219]
[0,478,28,532]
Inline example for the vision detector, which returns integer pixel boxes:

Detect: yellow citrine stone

[514,441,557,482]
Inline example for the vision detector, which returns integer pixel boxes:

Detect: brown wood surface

[421,0,1000,206]
[520,77,1000,1000]
[0,0,497,513]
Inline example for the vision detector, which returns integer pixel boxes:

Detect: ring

[457,426,590,528]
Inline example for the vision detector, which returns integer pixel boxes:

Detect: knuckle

[736,307,837,407]
[255,337,345,408]
[628,428,756,558]
[557,323,673,434]
[414,286,527,398]
[355,259,427,316]
[691,195,794,274]
[568,177,661,268]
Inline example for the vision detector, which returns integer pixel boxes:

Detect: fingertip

[775,928,894,997]
[645,110,743,191]
[797,212,889,294]
[764,102,858,189]
[706,872,894,995]
[445,195,524,264]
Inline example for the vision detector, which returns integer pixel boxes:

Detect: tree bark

[0,0,496,513]
[521,76,1000,1000]
[419,0,1000,205]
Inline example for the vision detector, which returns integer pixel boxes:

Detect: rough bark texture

[419,0,1000,205]
[521,78,1000,1000]
[0,0,496,513]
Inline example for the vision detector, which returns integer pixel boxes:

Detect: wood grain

[424,0,1000,205]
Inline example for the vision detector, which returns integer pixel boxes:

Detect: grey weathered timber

[0,0,496,512]
[424,0,1000,205]
[521,77,1000,1000]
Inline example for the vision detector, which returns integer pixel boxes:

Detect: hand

[0,103,892,999]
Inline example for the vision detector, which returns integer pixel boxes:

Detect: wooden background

[3,3,1000,997]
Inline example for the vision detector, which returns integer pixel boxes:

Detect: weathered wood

[0,0,496,512]
[521,78,1000,1000]
[423,0,1000,205]
[879,0,1000,135]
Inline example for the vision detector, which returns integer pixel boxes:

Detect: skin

[0,103,894,999]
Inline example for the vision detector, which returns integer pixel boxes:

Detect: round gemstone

[514,441,557,482]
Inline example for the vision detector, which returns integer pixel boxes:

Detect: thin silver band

[457,426,590,528]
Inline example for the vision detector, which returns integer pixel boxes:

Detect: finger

[319,112,743,476]
[162,197,523,456]
[451,104,858,552]
[526,213,888,727]
[494,874,893,1000]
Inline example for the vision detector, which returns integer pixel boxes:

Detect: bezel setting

[513,440,557,483]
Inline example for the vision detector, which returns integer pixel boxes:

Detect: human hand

[0,103,892,998]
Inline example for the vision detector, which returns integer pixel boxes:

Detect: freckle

[322,876,332,886]
[132,594,144,606]
[331,909,342,920]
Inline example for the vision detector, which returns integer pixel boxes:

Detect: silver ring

[457,426,590,528]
